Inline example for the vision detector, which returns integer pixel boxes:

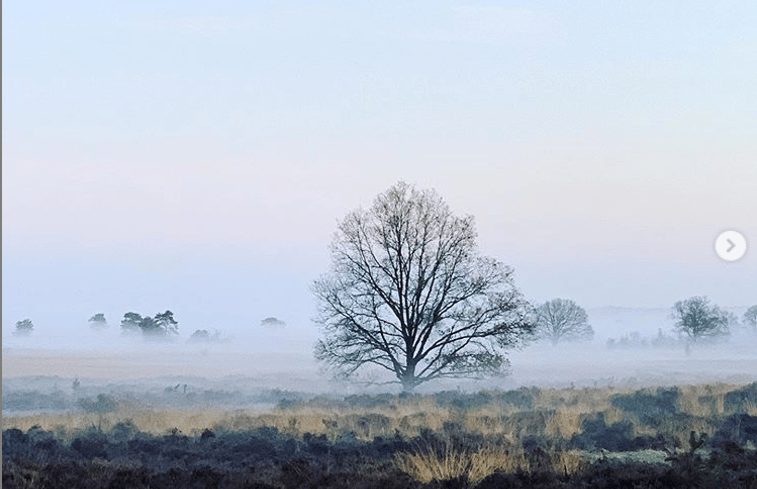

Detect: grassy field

[4,381,757,488]
[5,381,753,437]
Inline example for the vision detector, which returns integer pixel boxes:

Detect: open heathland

[4,382,757,488]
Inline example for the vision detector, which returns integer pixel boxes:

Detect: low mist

[4,306,756,407]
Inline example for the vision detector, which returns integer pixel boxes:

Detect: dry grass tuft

[677,383,739,417]
[545,408,584,439]
[744,400,757,416]
[394,442,529,486]
[394,442,587,485]
[3,408,233,437]
[603,405,632,426]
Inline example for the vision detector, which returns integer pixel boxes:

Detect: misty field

[4,338,757,488]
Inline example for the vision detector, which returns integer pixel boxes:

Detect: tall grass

[545,408,584,439]
[394,442,530,485]
[745,400,757,416]
[3,381,753,448]
[393,441,587,485]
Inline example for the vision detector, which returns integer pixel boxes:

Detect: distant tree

[188,329,221,343]
[533,298,594,345]
[88,313,107,329]
[138,316,162,336]
[189,329,210,342]
[261,317,286,328]
[120,312,144,334]
[79,394,117,414]
[672,296,732,343]
[14,319,34,336]
[744,305,757,332]
[313,182,533,392]
[120,311,178,337]
[153,310,179,335]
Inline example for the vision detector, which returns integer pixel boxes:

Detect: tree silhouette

[14,319,34,336]
[154,310,179,335]
[121,312,144,334]
[88,313,107,329]
[313,182,533,391]
[120,311,178,336]
[533,298,593,345]
[672,296,731,343]
[744,305,757,332]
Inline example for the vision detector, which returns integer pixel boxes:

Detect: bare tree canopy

[533,298,593,345]
[313,182,533,391]
[672,296,732,342]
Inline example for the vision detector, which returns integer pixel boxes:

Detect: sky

[3,1,756,340]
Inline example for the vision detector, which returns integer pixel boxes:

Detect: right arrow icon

[716,231,747,262]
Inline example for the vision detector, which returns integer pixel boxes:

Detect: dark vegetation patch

[571,414,634,451]
[711,414,757,447]
[609,387,680,425]
[4,435,757,489]
[432,388,535,411]
[724,382,757,413]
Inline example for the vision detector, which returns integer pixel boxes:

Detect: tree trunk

[401,364,417,392]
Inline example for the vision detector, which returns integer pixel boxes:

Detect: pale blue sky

[3,1,756,338]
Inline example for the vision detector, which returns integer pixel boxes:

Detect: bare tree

[672,296,731,343]
[313,182,533,392]
[533,298,593,345]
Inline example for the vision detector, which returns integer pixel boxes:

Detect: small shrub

[71,432,108,459]
[109,420,139,444]
[570,413,635,451]
[710,414,757,447]
[610,387,679,425]
[724,382,757,413]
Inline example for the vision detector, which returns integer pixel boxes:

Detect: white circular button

[715,230,747,262]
